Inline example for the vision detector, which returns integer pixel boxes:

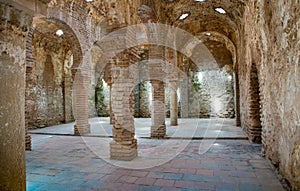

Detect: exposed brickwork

[73,70,91,135]
[244,63,262,143]
[110,53,137,160]
[25,26,35,150]
[234,72,241,126]
[1,0,299,190]
[150,80,166,138]
[45,0,99,136]
[26,23,74,129]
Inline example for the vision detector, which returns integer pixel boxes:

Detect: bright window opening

[56,29,64,37]
[195,0,206,2]
[179,13,190,20]
[215,7,226,14]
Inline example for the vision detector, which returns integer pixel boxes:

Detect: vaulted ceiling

[144,0,246,69]
[151,0,246,45]
[86,0,245,69]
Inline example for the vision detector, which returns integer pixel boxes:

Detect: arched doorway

[25,17,84,148]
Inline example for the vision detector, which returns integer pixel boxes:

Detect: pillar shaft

[234,72,241,126]
[0,4,30,188]
[74,72,91,135]
[110,64,137,161]
[0,51,26,191]
[170,81,178,126]
[180,77,189,118]
[151,80,166,138]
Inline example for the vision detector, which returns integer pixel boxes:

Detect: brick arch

[94,23,219,73]
[197,31,240,125]
[91,45,107,83]
[198,31,237,68]
[43,18,83,78]
[24,15,86,148]
[26,16,84,78]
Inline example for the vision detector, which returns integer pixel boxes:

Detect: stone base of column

[151,125,166,138]
[25,134,32,151]
[110,139,137,161]
[170,120,178,126]
[74,124,91,136]
[245,122,261,143]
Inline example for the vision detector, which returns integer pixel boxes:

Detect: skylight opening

[56,29,64,37]
[179,13,190,20]
[215,7,226,14]
[206,32,211,36]
[86,0,93,2]
[195,0,206,2]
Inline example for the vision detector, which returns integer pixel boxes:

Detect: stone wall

[26,24,74,129]
[178,67,235,118]
[134,81,151,118]
[200,68,235,118]
[123,66,236,119]
[239,1,300,189]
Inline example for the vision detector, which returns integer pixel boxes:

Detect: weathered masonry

[0,0,299,190]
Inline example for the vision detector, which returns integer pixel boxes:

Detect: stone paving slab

[26,134,285,191]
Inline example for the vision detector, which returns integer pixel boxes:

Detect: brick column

[73,71,91,135]
[25,27,34,151]
[170,81,178,126]
[150,80,166,138]
[110,62,137,161]
[245,64,262,143]
[234,72,241,126]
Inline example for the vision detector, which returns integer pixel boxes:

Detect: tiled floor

[26,133,285,191]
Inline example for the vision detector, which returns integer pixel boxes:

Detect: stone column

[180,77,189,118]
[0,3,31,190]
[110,60,137,161]
[234,72,241,126]
[170,81,178,126]
[73,70,91,135]
[150,80,166,138]
[0,47,27,191]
